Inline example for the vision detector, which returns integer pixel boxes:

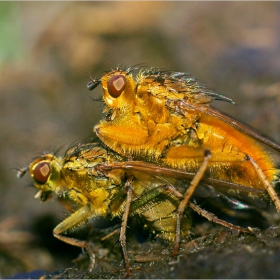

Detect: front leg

[53,203,96,272]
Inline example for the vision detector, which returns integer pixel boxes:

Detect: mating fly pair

[19,66,280,277]
[88,66,280,270]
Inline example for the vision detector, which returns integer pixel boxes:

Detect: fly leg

[189,202,252,233]
[172,150,211,260]
[100,229,119,241]
[53,203,96,272]
[119,176,134,277]
[164,186,252,233]
[246,155,280,214]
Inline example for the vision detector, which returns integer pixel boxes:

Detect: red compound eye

[107,75,126,98]
[34,162,51,184]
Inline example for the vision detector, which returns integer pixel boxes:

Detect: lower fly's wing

[97,160,268,198]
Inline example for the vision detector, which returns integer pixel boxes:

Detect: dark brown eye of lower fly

[34,162,51,184]
[107,75,126,98]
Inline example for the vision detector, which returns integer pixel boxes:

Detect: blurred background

[0,1,280,277]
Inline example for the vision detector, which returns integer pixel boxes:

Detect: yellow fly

[88,66,280,258]
[18,141,252,276]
